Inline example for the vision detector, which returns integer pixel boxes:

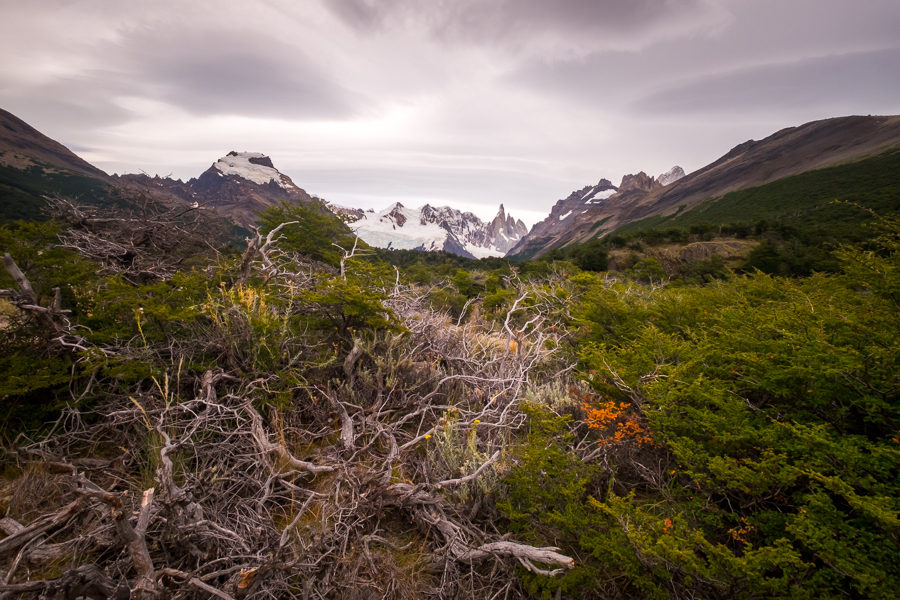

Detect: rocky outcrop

[618,172,656,193]
[246,154,275,169]
[386,203,409,227]
[506,179,618,258]
[483,205,529,253]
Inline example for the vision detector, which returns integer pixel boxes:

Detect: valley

[0,109,898,600]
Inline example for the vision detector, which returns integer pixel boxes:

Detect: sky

[1,0,898,225]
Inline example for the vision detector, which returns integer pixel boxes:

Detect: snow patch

[586,188,617,203]
[214,152,296,189]
[465,244,505,259]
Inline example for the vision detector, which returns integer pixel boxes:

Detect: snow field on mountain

[214,152,294,189]
[351,204,449,252]
[349,202,520,258]
[464,244,505,258]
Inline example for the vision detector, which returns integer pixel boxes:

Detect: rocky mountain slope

[510,115,900,259]
[508,168,680,259]
[347,202,528,259]
[0,108,126,221]
[0,108,108,179]
[0,108,313,228]
[5,108,898,261]
[114,151,316,227]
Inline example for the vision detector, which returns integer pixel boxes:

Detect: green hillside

[0,164,119,221]
[614,148,900,240]
[541,149,900,279]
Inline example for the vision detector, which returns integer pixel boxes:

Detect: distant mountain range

[509,115,900,258]
[342,202,528,259]
[2,107,899,260]
[0,106,529,257]
[118,151,530,257]
[506,168,685,259]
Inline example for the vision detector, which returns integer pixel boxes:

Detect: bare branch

[159,568,236,600]
[0,498,83,556]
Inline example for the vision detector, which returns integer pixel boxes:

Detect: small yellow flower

[425,434,431,439]
[473,419,481,424]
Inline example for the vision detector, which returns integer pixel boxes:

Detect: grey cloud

[325,0,385,30]
[1,9,363,123]
[113,29,361,119]
[504,51,648,109]
[325,0,727,54]
[0,74,135,141]
[504,1,900,115]
[634,48,900,115]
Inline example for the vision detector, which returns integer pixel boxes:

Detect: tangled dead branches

[0,228,579,599]
[47,196,221,283]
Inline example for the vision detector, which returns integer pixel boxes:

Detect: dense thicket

[502,218,899,599]
[0,195,897,599]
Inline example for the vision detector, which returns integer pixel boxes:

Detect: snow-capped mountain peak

[188,151,314,226]
[345,203,530,259]
[213,151,299,190]
[656,165,686,187]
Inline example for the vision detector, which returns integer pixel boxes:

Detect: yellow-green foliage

[201,282,297,372]
[427,410,501,503]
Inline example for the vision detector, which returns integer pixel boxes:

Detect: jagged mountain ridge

[657,165,686,187]
[507,168,681,258]
[347,202,528,259]
[510,115,900,258]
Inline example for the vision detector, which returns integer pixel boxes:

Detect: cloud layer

[1,0,898,221]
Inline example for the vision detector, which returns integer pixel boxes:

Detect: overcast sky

[1,0,898,224]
